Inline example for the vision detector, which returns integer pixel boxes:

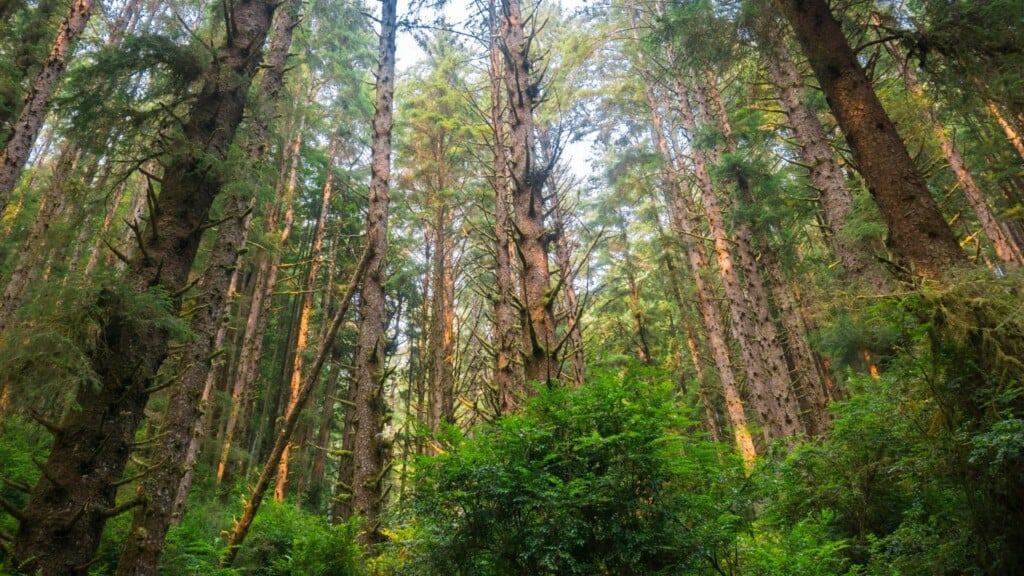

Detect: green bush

[401,370,750,575]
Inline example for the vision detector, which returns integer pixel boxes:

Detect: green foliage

[0,416,49,537]
[235,499,364,576]
[397,370,750,575]
[759,272,1024,574]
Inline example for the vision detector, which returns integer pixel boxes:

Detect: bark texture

[775,0,965,278]
[501,0,559,386]
[753,18,891,291]
[0,0,93,211]
[488,0,519,413]
[343,0,397,546]
[11,1,277,572]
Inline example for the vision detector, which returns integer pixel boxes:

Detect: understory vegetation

[1,0,1023,572]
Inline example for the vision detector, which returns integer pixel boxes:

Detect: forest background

[0,0,1022,573]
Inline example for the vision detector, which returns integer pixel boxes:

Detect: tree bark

[0,144,76,335]
[11,0,277,572]
[752,17,891,292]
[774,0,965,278]
[0,0,93,211]
[488,0,519,414]
[501,0,559,386]
[428,204,456,429]
[275,135,338,501]
[342,0,397,547]
[628,7,756,466]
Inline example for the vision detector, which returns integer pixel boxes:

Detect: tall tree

[338,0,397,546]
[9,0,278,572]
[0,0,93,211]
[772,0,965,278]
[500,0,560,386]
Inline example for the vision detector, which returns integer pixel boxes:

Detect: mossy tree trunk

[10,0,277,572]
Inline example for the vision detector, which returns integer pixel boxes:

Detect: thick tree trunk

[775,0,965,278]
[0,0,93,210]
[116,195,251,576]
[501,0,559,386]
[753,18,891,292]
[11,1,277,572]
[488,0,519,414]
[345,0,397,546]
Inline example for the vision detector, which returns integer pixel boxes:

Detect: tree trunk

[551,182,586,385]
[345,0,397,547]
[884,44,1021,268]
[501,0,559,386]
[774,0,965,278]
[116,194,251,576]
[428,204,456,429]
[664,54,802,440]
[0,0,93,211]
[753,17,891,292]
[220,246,372,567]
[488,0,519,414]
[216,116,304,487]
[275,135,338,501]
[629,8,756,466]
[11,1,277,572]
[0,144,76,335]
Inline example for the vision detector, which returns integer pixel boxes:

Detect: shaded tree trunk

[488,0,519,413]
[752,17,891,291]
[629,8,756,466]
[341,0,397,547]
[774,0,965,278]
[0,144,76,335]
[11,0,278,572]
[276,135,338,501]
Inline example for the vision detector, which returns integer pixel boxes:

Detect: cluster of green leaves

[387,370,750,575]
[758,273,1024,575]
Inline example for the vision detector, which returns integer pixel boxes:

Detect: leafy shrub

[401,370,750,575]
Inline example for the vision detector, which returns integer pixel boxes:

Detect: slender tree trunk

[988,101,1024,162]
[217,117,304,487]
[0,144,76,334]
[115,194,252,576]
[307,356,342,512]
[551,185,586,385]
[275,135,338,501]
[663,51,801,440]
[698,70,825,435]
[774,0,965,278]
[11,1,277,572]
[0,0,93,211]
[629,8,756,466]
[428,204,456,429]
[884,46,1021,267]
[220,245,372,567]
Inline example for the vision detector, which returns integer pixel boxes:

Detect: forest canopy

[0,0,1022,573]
